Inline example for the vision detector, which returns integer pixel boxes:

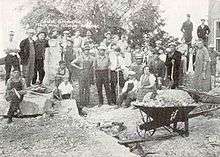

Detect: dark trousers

[7,97,23,120]
[79,77,90,108]
[95,70,111,105]
[166,64,181,89]
[32,59,45,84]
[117,91,136,107]
[110,70,125,104]
[5,55,20,84]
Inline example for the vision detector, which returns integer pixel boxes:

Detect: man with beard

[32,32,49,85]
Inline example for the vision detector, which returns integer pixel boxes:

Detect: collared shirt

[109,51,118,71]
[122,79,139,93]
[94,55,110,70]
[58,82,73,95]
[4,39,19,56]
[72,36,83,48]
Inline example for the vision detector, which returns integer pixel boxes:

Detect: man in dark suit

[181,14,193,46]
[32,32,49,85]
[197,19,211,47]
[19,29,36,87]
[165,44,182,89]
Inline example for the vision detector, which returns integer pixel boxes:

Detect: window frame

[214,20,220,52]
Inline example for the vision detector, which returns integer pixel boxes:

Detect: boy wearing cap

[5,70,27,123]
[149,51,166,89]
[94,45,112,107]
[197,19,210,47]
[4,31,20,84]
[32,32,49,85]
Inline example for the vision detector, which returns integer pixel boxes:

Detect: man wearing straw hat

[94,44,112,107]
[19,28,36,87]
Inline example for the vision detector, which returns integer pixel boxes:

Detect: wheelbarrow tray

[134,105,196,136]
[182,88,220,104]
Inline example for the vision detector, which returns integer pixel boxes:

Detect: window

[215,21,220,52]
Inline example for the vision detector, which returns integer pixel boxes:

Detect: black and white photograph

[0,0,220,156]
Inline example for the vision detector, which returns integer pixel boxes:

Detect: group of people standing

[2,18,219,121]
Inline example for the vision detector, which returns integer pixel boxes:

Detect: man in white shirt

[72,30,83,51]
[4,31,20,84]
[116,71,138,108]
[108,44,125,104]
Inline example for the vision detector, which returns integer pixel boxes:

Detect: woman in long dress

[44,31,62,86]
[194,39,211,92]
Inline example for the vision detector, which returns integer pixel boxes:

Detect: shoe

[98,104,103,107]
[79,110,87,117]
[7,118,13,124]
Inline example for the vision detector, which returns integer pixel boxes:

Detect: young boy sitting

[5,70,27,123]
[53,76,73,100]
[116,71,139,108]
[55,60,69,88]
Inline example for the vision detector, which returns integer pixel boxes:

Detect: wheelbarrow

[134,105,197,138]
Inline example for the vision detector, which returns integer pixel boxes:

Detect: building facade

[209,0,220,52]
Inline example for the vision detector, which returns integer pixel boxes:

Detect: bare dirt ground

[0,80,220,157]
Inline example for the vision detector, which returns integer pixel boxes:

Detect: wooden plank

[188,106,220,118]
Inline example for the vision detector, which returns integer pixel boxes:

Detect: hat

[201,18,206,21]
[59,60,66,65]
[27,29,35,34]
[104,31,111,37]
[98,45,107,50]
[37,31,47,37]
[83,45,90,50]
[209,43,215,48]
[186,14,191,17]
[135,53,143,59]
[86,31,92,36]
[127,71,136,76]
[63,30,70,34]
[9,31,15,36]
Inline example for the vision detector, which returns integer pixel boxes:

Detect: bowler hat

[37,31,47,37]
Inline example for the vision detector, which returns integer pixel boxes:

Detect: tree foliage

[20,0,171,45]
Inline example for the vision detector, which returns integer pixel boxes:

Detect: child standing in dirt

[5,70,27,123]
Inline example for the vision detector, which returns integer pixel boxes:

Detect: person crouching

[5,70,27,124]
[116,71,139,108]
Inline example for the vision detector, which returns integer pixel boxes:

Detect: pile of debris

[140,89,196,107]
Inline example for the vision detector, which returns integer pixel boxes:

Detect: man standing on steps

[32,32,49,85]
[19,29,36,87]
[197,19,211,47]
[181,14,193,47]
